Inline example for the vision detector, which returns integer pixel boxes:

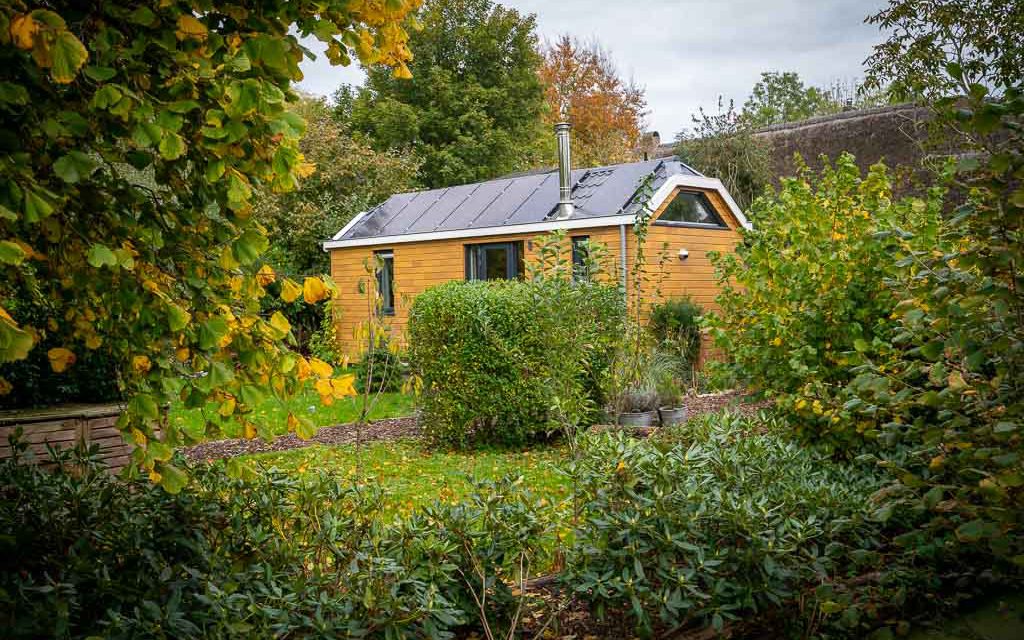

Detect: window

[571,235,592,282]
[657,191,727,228]
[375,250,394,315]
[465,241,524,281]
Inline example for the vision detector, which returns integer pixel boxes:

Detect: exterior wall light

[678,248,689,261]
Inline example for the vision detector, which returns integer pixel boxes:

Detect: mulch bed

[181,417,419,463]
[180,390,770,463]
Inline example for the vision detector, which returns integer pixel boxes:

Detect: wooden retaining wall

[0,404,136,473]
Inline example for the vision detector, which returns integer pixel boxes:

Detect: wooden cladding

[329,186,743,359]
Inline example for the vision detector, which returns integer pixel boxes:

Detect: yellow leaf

[0,377,12,396]
[176,14,208,40]
[175,346,190,362]
[85,334,102,349]
[309,357,333,378]
[392,62,412,80]
[149,469,162,483]
[219,396,236,417]
[243,421,257,439]
[280,278,302,303]
[256,264,276,286]
[296,356,312,381]
[287,413,299,433]
[132,354,151,373]
[47,347,76,372]
[267,311,291,339]
[331,374,357,398]
[771,336,783,347]
[303,277,329,304]
[10,14,38,50]
[131,428,147,446]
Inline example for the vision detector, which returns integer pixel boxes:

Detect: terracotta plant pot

[658,406,688,426]
[617,411,659,427]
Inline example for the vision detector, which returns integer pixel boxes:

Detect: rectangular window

[375,250,394,315]
[571,235,591,282]
[656,190,727,228]
[465,241,524,281]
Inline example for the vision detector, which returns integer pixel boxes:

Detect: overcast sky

[296,0,889,139]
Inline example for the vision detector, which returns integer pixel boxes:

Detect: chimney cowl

[554,122,574,220]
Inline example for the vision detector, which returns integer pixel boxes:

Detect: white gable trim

[322,176,750,250]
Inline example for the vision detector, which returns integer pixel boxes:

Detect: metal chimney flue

[554,122,574,219]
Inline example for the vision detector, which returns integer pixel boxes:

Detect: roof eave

[322,175,750,250]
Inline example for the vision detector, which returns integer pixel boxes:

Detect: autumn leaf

[280,278,302,303]
[256,264,276,286]
[10,14,40,50]
[267,311,291,339]
[175,15,208,40]
[309,357,333,378]
[132,354,151,373]
[303,276,329,303]
[47,347,76,372]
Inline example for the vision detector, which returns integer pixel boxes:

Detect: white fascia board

[322,210,369,250]
[646,175,753,230]
[322,175,750,250]
[322,214,636,249]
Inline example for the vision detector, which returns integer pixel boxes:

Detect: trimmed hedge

[408,279,624,447]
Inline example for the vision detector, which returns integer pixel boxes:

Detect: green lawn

[242,438,572,521]
[170,387,415,441]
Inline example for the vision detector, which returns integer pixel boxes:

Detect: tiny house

[323,124,750,359]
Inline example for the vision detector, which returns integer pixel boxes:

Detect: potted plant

[616,386,660,427]
[655,374,687,426]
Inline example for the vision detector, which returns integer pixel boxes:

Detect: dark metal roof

[337,157,698,241]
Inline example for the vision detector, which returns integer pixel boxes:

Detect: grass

[243,438,572,520]
[170,386,415,441]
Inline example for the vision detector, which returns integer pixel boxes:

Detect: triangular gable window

[657,191,727,228]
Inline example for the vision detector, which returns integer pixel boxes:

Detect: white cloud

[296,0,888,138]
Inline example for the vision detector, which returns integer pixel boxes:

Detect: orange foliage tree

[539,35,647,167]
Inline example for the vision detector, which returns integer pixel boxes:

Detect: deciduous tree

[740,71,841,128]
[0,0,418,489]
[349,0,549,188]
[539,36,647,167]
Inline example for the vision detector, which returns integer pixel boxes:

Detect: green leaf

[167,304,191,331]
[148,441,174,462]
[0,81,29,105]
[23,190,54,222]
[0,320,35,362]
[239,384,266,407]
[0,241,27,265]
[129,393,160,420]
[50,30,89,84]
[226,173,252,210]
[294,415,317,440]
[955,519,996,543]
[86,244,118,268]
[129,6,157,25]
[232,229,268,265]
[199,317,230,350]
[157,463,189,494]
[168,99,201,113]
[158,132,186,160]
[208,360,235,387]
[853,338,868,352]
[53,151,97,184]
[83,66,116,82]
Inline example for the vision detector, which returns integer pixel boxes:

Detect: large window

[465,241,524,281]
[571,235,592,282]
[657,191,727,228]
[375,250,394,315]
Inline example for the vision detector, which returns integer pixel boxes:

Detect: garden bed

[180,390,768,463]
[181,416,419,462]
